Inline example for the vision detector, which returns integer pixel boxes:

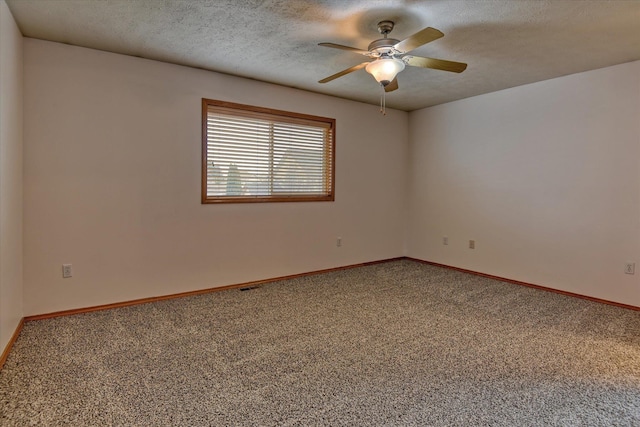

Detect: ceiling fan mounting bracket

[377,20,395,37]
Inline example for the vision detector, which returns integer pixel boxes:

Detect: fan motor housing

[368,38,400,53]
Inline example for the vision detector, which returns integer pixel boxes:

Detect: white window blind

[202,99,335,203]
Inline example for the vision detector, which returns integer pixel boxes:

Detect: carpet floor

[1,259,639,426]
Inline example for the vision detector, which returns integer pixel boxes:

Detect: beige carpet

[1,259,639,426]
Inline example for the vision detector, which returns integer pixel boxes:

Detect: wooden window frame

[201,99,336,204]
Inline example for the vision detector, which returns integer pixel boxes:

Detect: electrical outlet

[443,236,448,245]
[625,263,635,275]
[62,264,73,278]
[469,240,475,249]
[336,237,342,247]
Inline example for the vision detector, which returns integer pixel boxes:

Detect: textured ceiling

[6,0,640,111]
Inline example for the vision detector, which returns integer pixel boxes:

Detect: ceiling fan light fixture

[365,58,405,86]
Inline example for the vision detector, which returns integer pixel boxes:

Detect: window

[202,99,335,204]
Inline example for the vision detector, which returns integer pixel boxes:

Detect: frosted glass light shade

[365,58,405,86]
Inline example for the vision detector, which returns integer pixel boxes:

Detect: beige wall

[0,0,24,351]
[19,38,640,317]
[23,39,408,316]
[407,61,640,307]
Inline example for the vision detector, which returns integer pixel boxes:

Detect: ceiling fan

[318,20,467,93]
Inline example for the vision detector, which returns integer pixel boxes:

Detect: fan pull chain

[379,85,386,116]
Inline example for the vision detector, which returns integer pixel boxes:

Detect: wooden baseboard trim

[0,318,24,370]
[407,257,640,311]
[25,257,405,321]
[22,256,639,321]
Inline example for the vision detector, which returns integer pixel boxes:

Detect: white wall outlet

[336,237,342,247]
[443,236,448,245]
[469,240,475,249]
[624,262,635,275]
[62,264,73,278]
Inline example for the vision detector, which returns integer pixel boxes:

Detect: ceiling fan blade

[393,27,444,53]
[318,42,370,56]
[405,56,467,73]
[384,77,399,92]
[318,62,370,84]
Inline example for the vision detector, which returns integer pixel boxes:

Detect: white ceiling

[6,0,640,111]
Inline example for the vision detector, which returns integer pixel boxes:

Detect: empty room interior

[1,0,639,425]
